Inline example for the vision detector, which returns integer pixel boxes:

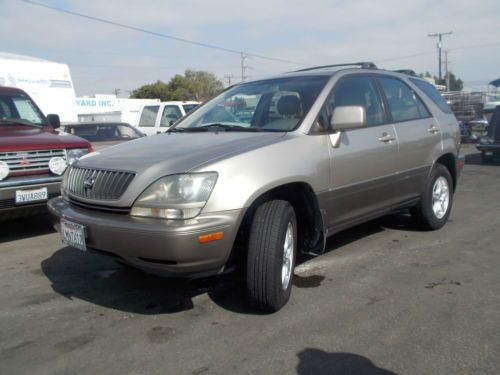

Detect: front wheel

[411,164,453,230]
[246,200,297,312]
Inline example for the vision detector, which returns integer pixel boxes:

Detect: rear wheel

[411,164,453,230]
[246,200,297,312]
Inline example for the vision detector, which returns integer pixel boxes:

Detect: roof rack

[292,62,378,73]
[393,69,417,76]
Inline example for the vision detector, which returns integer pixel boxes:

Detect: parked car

[60,122,145,151]
[136,101,200,136]
[48,63,463,312]
[476,106,500,163]
[0,86,91,221]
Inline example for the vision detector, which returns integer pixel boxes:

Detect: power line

[19,0,310,67]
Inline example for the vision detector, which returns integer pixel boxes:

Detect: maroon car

[0,86,92,221]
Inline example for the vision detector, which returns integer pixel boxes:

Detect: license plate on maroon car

[15,187,48,204]
[61,219,87,251]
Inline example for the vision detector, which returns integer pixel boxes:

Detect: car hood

[77,132,286,175]
[0,126,89,151]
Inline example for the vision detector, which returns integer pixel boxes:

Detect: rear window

[410,78,452,114]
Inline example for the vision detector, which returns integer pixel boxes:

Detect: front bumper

[0,176,62,221]
[48,197,245,277]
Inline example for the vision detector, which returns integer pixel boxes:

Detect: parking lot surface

[1,146,499,375]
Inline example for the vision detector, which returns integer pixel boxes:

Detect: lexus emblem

[83,176,96,190]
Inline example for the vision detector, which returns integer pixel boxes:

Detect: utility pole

[428,31,452,81]
[444,50,451,91]
[240,52,249,82]
[224,74,234,87]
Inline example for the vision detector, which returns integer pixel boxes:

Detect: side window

[326,76,385,128]
[160,105,182,127]
[138,105,159,127]
[409,78,453,114]
[378,77,431,122]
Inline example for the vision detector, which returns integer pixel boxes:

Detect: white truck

[0,52,78,123]
[136,101,199,135]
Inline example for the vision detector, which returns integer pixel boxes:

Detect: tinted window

[410,78,453,114]
[327,76,385,127]
[138,106,159,127]
[378,77,430,122]
[182,104,198,113]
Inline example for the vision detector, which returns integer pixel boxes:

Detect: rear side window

[378,77,430,122]
[410,78,453,114]
[138,106,159,127]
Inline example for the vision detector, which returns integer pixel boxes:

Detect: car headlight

[131,172,218,220]
[66,148,89,166]
[0,161,9,181]
[49,156,67,175]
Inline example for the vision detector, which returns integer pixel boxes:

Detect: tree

[130,70,224,102]
[130,80,172,101]
[168,69,224,101]
[418,71,464,91]
[436,72,463,92]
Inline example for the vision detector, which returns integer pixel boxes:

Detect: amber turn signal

[198,232,224,243]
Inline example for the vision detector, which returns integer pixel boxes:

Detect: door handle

[378,133,396,143]
[428,125,440,134]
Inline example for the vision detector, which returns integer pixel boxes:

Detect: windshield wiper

[0,118,43,128]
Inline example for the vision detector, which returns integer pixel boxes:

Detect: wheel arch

[229,182,324,266]
[434,153,457,191]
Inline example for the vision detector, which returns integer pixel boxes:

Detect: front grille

[67,167,135,200]
[0,149,65,173]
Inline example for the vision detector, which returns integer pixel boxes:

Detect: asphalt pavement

[0,145,499,375]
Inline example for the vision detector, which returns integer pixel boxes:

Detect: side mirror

[330,106,365,131]
[46,114,61,129]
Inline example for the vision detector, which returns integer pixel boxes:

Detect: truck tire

[411,164,453,230]
[246,200,297,312]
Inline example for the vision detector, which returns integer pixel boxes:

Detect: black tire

[246,200,297,313]
[411,164,453,230]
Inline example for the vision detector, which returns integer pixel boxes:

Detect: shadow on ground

[0,213,54,244]
[296,349,398,375]
[41,211,421,315]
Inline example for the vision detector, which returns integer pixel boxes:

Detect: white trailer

[0,52,78,122]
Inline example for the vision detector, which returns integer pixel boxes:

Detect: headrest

[277,95,300,116]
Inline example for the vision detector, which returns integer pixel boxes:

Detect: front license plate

[61,219,87,251]
[15,187,48,204]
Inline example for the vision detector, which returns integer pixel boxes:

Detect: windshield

[0,92,46,126]
[174,76,328,132]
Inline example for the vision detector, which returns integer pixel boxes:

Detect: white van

[136,101,200,135]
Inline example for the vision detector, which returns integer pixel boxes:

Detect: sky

[1,0,499,96]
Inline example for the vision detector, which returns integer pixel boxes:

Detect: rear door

[323,75,399,230]
[376,76,440,202]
